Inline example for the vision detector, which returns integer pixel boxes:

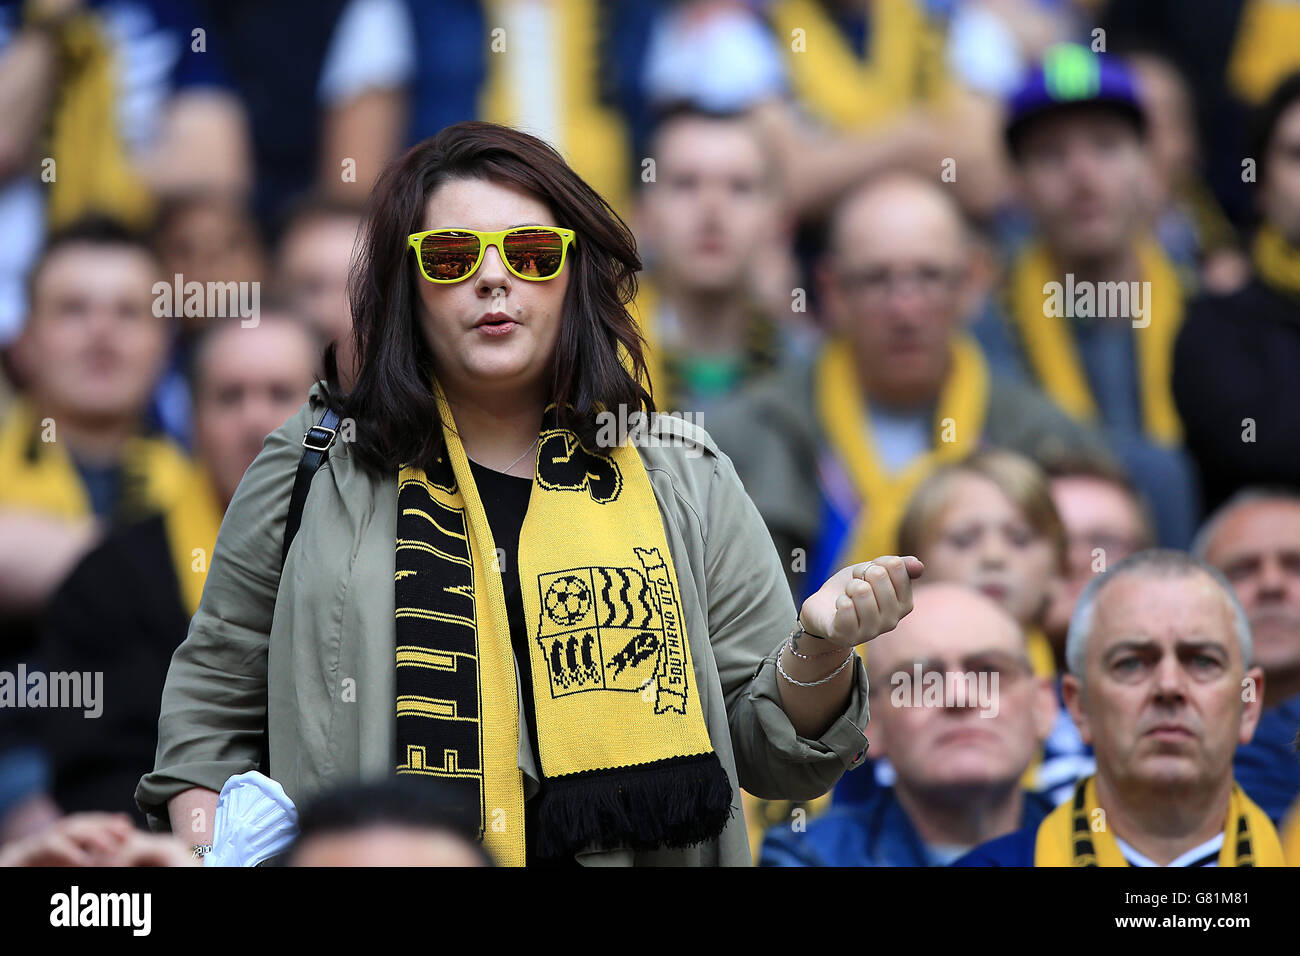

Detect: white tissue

[204,771,299,867]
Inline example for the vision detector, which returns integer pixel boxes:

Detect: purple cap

[1005,42,1146,157]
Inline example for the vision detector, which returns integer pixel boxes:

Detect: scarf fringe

[534,752,734,859]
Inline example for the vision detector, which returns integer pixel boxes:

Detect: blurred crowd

[1,0,1299,867]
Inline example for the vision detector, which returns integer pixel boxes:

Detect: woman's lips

[475,320,517,337]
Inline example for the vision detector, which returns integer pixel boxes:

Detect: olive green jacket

[136,384,871,865]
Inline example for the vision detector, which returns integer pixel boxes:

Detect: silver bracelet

[776,636,856,687]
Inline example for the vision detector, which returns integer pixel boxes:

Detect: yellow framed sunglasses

[407,226,577,283]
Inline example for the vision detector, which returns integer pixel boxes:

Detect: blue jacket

[1234,691,1300,822]
[760,786,1054,867]
[952,826,1038,867]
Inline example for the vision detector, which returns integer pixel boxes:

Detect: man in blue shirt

[1195,488,1300,823]
[761,582,1058,866]
[957,551,1283,866]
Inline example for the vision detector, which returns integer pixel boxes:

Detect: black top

[1173,276,1300,514]
[11,514,189,825]
[467,459,578,867]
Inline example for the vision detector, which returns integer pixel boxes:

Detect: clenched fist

[798,555,923,648]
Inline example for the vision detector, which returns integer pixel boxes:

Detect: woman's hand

[798,555,923,649]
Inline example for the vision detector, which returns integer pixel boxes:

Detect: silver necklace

[498,436,539,474]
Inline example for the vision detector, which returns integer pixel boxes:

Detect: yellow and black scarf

[0,399,213,614]
[1006,239,1185,445]
[394,382,730,866]
[478,0,632,221]
[37,6,153,229]
[769,0,947,132]
[814,334,989,568]
[1253,224,1300,299]
[1034,775,1284,866]
[1227,0,1300,105]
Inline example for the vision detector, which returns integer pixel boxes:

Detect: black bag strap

[280,406,341,569]
[260,405,340,777]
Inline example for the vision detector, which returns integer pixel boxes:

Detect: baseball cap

[1005,42,1147,159]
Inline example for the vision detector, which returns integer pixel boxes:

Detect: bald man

[760,583,1058,866]
[958,550,1284,866]
[710,172,1110,603]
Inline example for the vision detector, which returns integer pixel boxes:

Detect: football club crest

[535,546,689,713]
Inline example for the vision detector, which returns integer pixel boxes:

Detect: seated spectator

[998,43,1200,547]
[896,450,1064,677]
[709,170,1109,603]
[885,449,1096,808]
[0,0,250,341]
[761,582,1057,866]
[147,191,268,447]
[1042,453,1156,662]
[1173,72,1300,512]
[273,196,363,388]
[633,103,809,415]
[0,218,189,639]
[19,313,318,825]
[958,550,1284,866]
[1194,488,1300,822]
[1122,47,1250,295]
[285,777,493,867]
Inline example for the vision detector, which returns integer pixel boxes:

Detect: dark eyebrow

[1103,640,1159,660]
[1175,640,1230,657]
[1104,639,1231,660]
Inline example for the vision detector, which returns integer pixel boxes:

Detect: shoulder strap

[280,406,341,569]
[261,405,340,777]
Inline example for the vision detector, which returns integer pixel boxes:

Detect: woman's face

[920,474,1060,629]
[415,177,570,401]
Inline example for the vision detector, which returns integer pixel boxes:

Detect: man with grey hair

[957,550,1284,866]
[1194,488,1300,823]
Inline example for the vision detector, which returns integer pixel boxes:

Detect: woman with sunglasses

[138,121,921,866]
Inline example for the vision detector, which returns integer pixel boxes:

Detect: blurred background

[2,0,1300,867]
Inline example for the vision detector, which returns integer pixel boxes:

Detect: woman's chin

[453,354,542,391]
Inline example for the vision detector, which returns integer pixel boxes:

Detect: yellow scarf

[161,469,222,618]
[0,399,215,615]
[478,0,632,222]
[42,9,153,229]
[1025,628,1055,680]
[1034,775,1284,866]
[770,0,947,131]
[1227,0,1300,104]
[1282,797,1300,867]
[394,383,728,866]
[815,334,989,568]
[1007,239,1185,445]
[1253,224,1300,297]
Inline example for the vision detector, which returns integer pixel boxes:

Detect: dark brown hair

[323,121,652,476]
